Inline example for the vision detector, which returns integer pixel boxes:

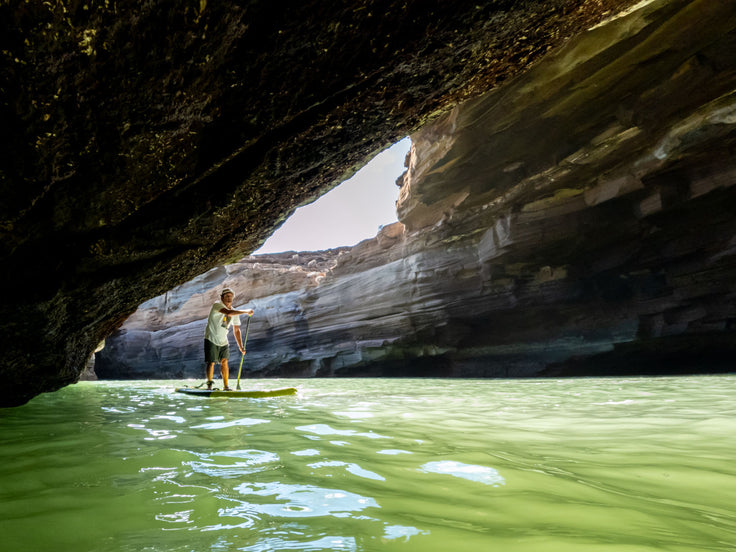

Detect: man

[204,288,254,390]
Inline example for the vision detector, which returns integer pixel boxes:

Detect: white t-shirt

[204,302,241,346]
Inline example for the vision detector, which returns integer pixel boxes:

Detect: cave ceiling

[0,0,640,406]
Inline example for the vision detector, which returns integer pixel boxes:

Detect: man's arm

[219,307,255,316]
[233,325,244,353]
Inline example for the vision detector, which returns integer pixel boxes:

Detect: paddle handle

[235,314,252,390]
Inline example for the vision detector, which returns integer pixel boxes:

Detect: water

[1,377,735,552]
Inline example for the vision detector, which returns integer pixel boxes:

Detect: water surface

[1,376,735,551]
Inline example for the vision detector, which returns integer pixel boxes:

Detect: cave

[3,0,736,407]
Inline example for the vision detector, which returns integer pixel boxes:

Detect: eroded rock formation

[1,0,637,406]
[96,250,346,378]
[98,0,736,381]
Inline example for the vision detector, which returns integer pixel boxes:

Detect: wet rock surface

[97,0,736,382]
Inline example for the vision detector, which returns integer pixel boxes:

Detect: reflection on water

[420,460,505,486]
[1,376,736,551]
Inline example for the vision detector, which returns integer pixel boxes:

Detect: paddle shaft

[235,315,252,390]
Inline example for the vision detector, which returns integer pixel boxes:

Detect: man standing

[204,288,254,390]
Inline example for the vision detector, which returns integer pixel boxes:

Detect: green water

[1,377,735,552]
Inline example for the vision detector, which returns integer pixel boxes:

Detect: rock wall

[2,0,635,406]
[96,250,345,378]
[392,0,736,376]
[98,0,736,380]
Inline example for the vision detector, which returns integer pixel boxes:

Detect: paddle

[235,314,252,390]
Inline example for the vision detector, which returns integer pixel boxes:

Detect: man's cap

[221,288,234,297]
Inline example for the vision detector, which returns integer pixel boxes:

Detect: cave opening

[255,137,411,255]
[92,136,414,380]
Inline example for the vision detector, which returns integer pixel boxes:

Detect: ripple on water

[307,460,385,481]
[191,417,270,430]
[295,424,389,440]
[224,481,378,519]
[185,449,280,478]
[419,460,506,487]
[291,449,321,457]
[236,535,358,551]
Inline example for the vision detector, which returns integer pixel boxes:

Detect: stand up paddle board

[175,386,297,398]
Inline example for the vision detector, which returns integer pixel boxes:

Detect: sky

[254,137,412,254]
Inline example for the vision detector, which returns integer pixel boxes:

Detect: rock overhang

[98,0,736,383]
[1,0,654,406]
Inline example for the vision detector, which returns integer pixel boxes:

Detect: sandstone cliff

[98,0,736,380]
[2,0,636,406]
[97,250,346,378]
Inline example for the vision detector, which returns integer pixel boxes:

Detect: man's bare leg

[206,362,215,389]
[221,359,230,389]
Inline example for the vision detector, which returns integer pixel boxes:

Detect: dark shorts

[204,339,229,363]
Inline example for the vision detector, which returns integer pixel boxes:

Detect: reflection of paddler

[203,288,254,391]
